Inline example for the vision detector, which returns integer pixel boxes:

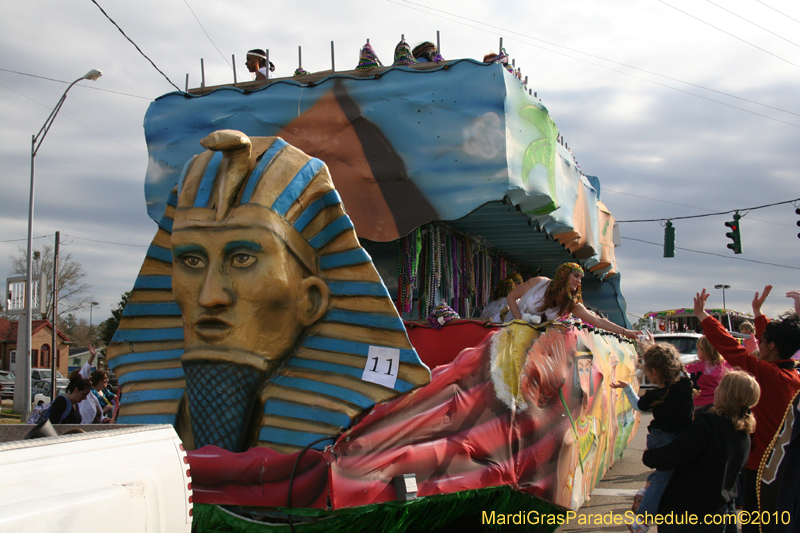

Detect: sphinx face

[172,224,309,368]
[577,357,592,396]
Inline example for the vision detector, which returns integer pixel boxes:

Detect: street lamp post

[89,301,99,329]
[22,69,102,420]
[714,284,732,330]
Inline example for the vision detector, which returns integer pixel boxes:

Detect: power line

[616,197,800,223]
[604,189,793,227]
[704,0,800,49]
[0,67,151,100]
[0,81,145,155]
[390,0,800,127]
[755,0,800,26]
[621,236,800,270]
[88,0,181,91]
[182,0,236,74]
[395,0,800,118]
[0,235,50,244]
[61,234,148,248]
[656,0,800,70]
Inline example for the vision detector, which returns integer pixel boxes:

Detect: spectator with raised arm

[80,342,98,380]
[693,286,800,533]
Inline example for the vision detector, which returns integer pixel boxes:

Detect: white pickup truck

[0,424,192,532]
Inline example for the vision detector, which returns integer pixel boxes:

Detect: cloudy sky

[1,0,798,326]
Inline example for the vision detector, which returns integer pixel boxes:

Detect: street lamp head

[714,284,730,289]
[91,301,99,306]
[83,69,103,81]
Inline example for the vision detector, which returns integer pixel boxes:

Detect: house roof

[0,317,72,344]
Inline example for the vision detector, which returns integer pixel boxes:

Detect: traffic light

[725,213,742,254]
[664,220,675,258]
[796,207,800,239]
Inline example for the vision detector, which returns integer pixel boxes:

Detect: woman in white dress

[506,262,638,339]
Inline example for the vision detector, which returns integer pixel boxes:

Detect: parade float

[107,43,641,532]
[645,308,756,333]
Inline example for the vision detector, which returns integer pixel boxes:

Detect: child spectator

[612,343,695,533]
[642,370,760,533]
[739,321,759,355]
[687,336,732,416]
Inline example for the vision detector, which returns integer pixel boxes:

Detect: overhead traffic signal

[725,213,742,254]
[796,207,800,239]
[664,220,675,258]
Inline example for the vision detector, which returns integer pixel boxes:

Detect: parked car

[30,379,66,403]
[0,371,14,399]
[31,369,69,391]
[637,333,701,389]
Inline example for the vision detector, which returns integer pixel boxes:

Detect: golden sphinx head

[172,130,345,451]
[172,130,332,371]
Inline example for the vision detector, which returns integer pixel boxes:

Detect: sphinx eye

[231,253,256,268]
[181,255,206,269]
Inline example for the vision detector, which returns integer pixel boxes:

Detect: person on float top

[412,41,443,63]
[245,49,274,81]
[612,343,695,532]
[693,286,800,533]
[686,336,732,416]
[48,376,91,424]
[480,276,516,322]
[505,262,638,339]
[642,370,760,533]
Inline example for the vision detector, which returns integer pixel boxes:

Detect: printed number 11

[371,357,393,375]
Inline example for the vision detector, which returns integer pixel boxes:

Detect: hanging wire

[620,236,800,270]
[755,0,800,26]
[389,0,800,125]
[0,68,150,99]
[616,197,800,223]
[703,0,800,49]
[656,0,800,70]
[89,0,181,91]
[181,0,236,73]
[0,81,145,155]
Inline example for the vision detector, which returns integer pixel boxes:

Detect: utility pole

[51,231,60,400]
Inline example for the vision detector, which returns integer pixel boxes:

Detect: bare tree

[63,313,100,347]
[8,244,93,321]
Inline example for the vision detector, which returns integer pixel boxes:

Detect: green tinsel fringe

[192,486,566,533]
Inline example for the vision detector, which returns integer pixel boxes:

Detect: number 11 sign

[362,345,400,389]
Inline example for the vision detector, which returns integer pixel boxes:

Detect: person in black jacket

[642,370,760,533]
[47,376,91,425]
[612,342,695,533]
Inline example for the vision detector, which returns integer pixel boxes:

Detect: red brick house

[0,318,72,376]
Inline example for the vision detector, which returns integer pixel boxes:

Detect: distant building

[68,347,92,372]
[0,318,72,376]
